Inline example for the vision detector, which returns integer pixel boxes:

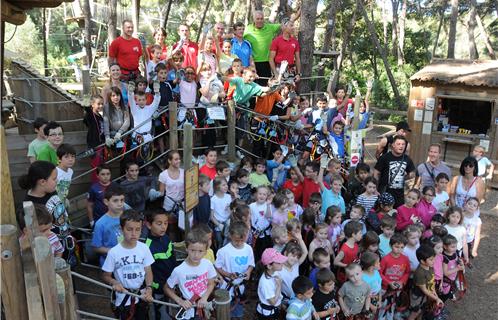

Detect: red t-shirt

[301,178,328,208]
[109,36,143,72]
[199,164,217,180]
[283,179,303,205]
[270,35,300,65]
[396,205,421,231]
[173,41,199,70]
[336,98,354,117]
[380,253,411,289]
[337,242,359,283]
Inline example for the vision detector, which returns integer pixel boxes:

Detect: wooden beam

[1,1,27,25]
[0,126,17,225]
[10,1,67,10]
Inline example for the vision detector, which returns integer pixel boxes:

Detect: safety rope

[76,310,117,320]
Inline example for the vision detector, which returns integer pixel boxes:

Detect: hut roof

[410,59,498,88]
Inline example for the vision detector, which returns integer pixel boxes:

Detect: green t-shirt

[230,77,263,106]
[27,138,49,158]
[36,144,59,165]
[249,172,270,188]
[244,23,281,62]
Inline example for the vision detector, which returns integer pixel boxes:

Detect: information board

[184,165,199,212]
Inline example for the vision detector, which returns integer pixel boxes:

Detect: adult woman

[450,156,485,207]
[103,86,130,147]
[147,27,168,60]
[101,63,128,106]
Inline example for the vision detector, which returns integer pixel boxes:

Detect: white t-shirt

[159,169,185,211]
[167,258,217,301]
[102,242,154,306]
[403,244,420,271]
[257,273,282,316]
[56,167,73,202]
[210,193,231,227]
[433,191,449,213]
[463,215,482,243]
[250,202,271,235]
[146,60,166,82]
[215,243,255,295]
[129,92,160,141]
[445,224,467,251]
[278,263,299,299]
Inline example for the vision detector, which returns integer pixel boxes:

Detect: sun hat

[261,248,288,266]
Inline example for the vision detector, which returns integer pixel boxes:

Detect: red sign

[351,154,360,166]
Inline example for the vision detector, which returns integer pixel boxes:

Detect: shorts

[409,291,426,312]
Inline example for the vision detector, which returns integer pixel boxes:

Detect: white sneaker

[221,146,228,155]
[236,150,244,159]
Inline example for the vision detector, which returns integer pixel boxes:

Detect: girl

[396,189,422,231]
[197,36,219,78]
[416,186,437,228]
[282,167,304,206]
[366,192,396,234]
[228,180,240,201]
[308,223,333,261]
[426,235,444,298]
[271,193,289,227]
[83,95,105,182]
[444,206,469,262]
[356,176,379,215]
[422,213,446,239]
[282,189,303,221]
[256,248,287,320]
[361,252,382,316]
[210,177,231,249]
[442,234,465,301]
[325,205,342,254]
[463,197,482,258]
[279,238,308,303]
[360,231,380,257]
[250,186,272,261]
[299,208,316,274]
[101,63,128,106]
[240,156,254,174]
[216,39,239,74]
[223,201,252,245]
[433,173,450,213]
[403,225,421,271]
[236,168,252,202]
[103,86,130,148]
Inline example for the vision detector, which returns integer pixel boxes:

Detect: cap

[261,248,288,266]
[378,192,395,206]
[396,121,411,132]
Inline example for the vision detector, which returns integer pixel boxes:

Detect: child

[313,268,340,320]
[308,223,333,262]
[318,158,345,219]
[283,188,303,220]
[210,177,231,248]
[294,161,323,208]
[444,206,469,262]
[416,186,437,228]
[144,210,176,319]
[396,189,422,231]
[217,39,239,74]
[256,248,287,319]
[441,234,465,302]
[83,96,105,182]
[378,216,396,258]
[328,120,346,161]
[120,162,159,213]
[338,263,371,318]
[463,197,482,258]
[473,145,494,181]
[87,164,115,226]
[286,276,319,320]
[323,158,343,187]
[334,221,363,284]
[236,168,252,202]
[146,44,166,82]
[272,193,289,227]
[283,167,304,206]
[426,235,444,300]
[27,117,49,163]
[360,252,382,315]
[215,221,255,318]
[309,193,323,224]
[360,231,380,257]
[341,205,367,235]
[267,147,291,189]
[192,223,216,263]
[102,210,154,319]
[199,148,218,180]
[272,225,289,252]
[309,248,331,288]
[346,163,371,205]
[158,151,185,229]
[228,180,240,201]
[250,186,272,261]
[249,158,272,187]
[165,230,217,319]
[279,238,308,302]
[366,192,396,234]
[36,121,64,165]
[301,207,317,249]
[433,173,450,213]
[403,225,422,271]
[356,177,379,215]
[422,213,446,239]
[55,143,76,204]
[92,185,125,266]
[408,245,443,320]
[324,205,342,253]
[210,160,232,196]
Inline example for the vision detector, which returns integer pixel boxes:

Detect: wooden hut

[407,59,498,181]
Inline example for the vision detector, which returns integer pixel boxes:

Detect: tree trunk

[131,0,140,36]
[432,2,446,58]
[330,6,356,93]
[397,0,406,65]
[196,0,212,43]
[162,0,173,29]
[298,0,319,94]
[245,0,251,24]
[251,0,263,16]
[42,9,49,76]
[473,0,496,59]
[382,0,389,51]
[108,0,118,44]
[447,0,459,58]
[391,0,399,59]
[467,0,478,59]
[357,0,404,109]
[81,0,93,66]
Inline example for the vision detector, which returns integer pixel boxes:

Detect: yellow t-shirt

[204,248,215,264]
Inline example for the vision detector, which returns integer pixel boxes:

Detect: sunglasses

[464,163,475,168]
[424,193,435,197]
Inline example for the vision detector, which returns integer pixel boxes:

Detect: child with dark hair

[83,95,105,182]
[120,162,160,213]
[236,168,252,202]
[324,205,342,254]
[361,252,382,316]
[283,166,304,206]
[417,185,437,228]
[27,117,49,163]
[87,164,117,226]
[360,231,380,258]
[249,158,271,187]
[378,216,396,257]
[310,248,331,288]
[286,276,319,320]
[334,221,363,284]
[433,172,450,213]
[366,192,396,234]
[313,268,340,319]
[318,156,345,220]
[346,162,371,205]
[193,174,211,225]
[37,121,64,164]
[55,143,76,204]
[200,148,218,180]
[256,248,288,319]
[279,239,308,302]
[422,213,446,239]
[356,176,379,216]
[441,234,465,301]
[211,176,232,248]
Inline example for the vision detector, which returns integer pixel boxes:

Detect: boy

[193,174,211,225]
[266,147,291,189]
[146,44,166,83]
[309,248,331,288]
[165,230,217,319]
[338,263,371,318]
[192,223,216,263]
[286,276,319,320]
[318,155,345,219]
[27,117,48,163]
[215,221,255,318]
[379,216,396,258]
[249,158,271,187]
[309,193,323,224]
[236,168,252,202]
[87,164,117,226]
[209,160,232,196]
[144,210,176,320]
[92,185,125,266]
[272,225,289,252]
[55,143,76,204]
[120,162,160,212]
[347,163,370,204]
[341,205,367,235]
[408,245,443,320]
[473,145,494,182]
[199,148,218,180]
[293,161,327,208]
[102,210,154,319]
[37,121,64,165]
[313,268,340,320]
[323,158,343,187]
[329,120,346,161]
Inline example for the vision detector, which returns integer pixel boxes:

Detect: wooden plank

[1,1,27,25]
[169,102,178,150]
[22,251,46,320]
[227,100,236,162]
[1,126,17,225]
[54,257,78,320]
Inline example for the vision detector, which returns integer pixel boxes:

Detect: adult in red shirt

[108,20,143,81]
[269,20,301,82]
[147,27,168,60]
[171,24,199,70]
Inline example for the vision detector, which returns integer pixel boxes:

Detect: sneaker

[221,145,228,155]
[236,150,244,159]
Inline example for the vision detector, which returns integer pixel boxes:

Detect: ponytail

[18,161,56,190]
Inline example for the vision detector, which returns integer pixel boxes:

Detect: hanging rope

[76,310,117,320]
[13,95,81,105]
[17,116,84,124]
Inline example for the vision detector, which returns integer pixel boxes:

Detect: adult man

[375,121,412,159]
[244,11,281,83]
[171,24,199,70]
[213,22,225,49]
[415,144,452,189]
[231,22,254,68]
[108,20,143,81]
[269,20,301,82]
[374,135,415,208]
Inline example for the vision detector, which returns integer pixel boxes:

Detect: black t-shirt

[150,80,175,107]
[120,176,154,212]
[312,289,338,320]
[193,194,210,225]
[375,151,415,192]
[24,192,70,237]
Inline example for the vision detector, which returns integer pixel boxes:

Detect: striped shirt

[48,231,64,255]
[357,193,379,214]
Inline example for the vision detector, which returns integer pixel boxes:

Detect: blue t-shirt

[91,213,122,266]
[321,188,346,219]
[88,182,116,222]
[331,133,345,158]
[266,159,290,189]
[362,270,382,295]
[379,234,391,258]
[310,267,319,288]
[231,38,252,67]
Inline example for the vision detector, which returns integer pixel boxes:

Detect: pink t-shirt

[416,199,437,228]
[434,253,443,282]
[396,205,421,231]
[272,208,288,227]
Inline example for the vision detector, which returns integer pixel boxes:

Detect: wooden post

[227,100,236,162]
[33,236,62,320]
[183,123,193,235]
[82,67,91,96]
[213,289,231,320]
[0,126,17,225]
[55,257,78,320]
[23,250,46,320]
[132,0,141,36]
[352,93,361,130]
[0,224,29,320]
[168,102,178,151]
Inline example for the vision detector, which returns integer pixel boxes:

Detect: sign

[425,98,435,110]
[184,165,199,213]
[207,106,226,120]
[414,109,423,122]
[349,130,362,168]
[351,153,360,166]
[422,122,432,135]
